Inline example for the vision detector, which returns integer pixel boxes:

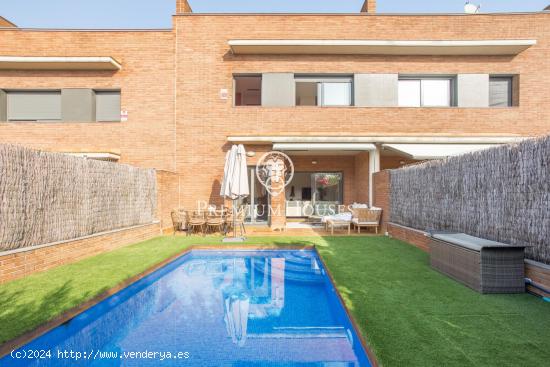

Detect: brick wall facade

[156,170,180,233]
[0,12,549,225]
[174,13,550,211]
[0,29,175,171]
[372,170,390,231]
[0,222,160,284]
[387,223,431,252]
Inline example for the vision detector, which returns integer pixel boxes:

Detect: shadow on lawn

[0,281,93,345]
[270,236,370,310]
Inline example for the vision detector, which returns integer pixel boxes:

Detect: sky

[1,0,548,29]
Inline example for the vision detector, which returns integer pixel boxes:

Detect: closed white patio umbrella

[220,144,249,242]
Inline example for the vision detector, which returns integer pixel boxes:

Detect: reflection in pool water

[2,250,372,366]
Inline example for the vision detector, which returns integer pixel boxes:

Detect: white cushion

[352,218,379,225]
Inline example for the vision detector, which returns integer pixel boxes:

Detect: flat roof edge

[228,136,529,144]
[174,11,550,16]
[0,28,172,32]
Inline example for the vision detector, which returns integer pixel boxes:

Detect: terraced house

[1,0,549,231]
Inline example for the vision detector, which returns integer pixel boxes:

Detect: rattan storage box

[429,233,527,294]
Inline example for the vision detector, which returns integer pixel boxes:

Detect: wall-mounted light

[399,161,406,165]
[246,151,256,157]
[312,160,318,165]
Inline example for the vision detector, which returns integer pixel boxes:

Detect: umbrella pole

[233,199,237,238]
[223,198,245,242]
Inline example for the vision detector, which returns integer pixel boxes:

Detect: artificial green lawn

[1,235,549,366]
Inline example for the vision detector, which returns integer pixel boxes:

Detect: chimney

[176,0,193,14]
[360,0,376,13]
[0,16,17,28]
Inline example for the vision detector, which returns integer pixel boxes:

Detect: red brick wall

[176,0,192,13]
[174,13,550,210]
[156,170,180,233]
[354,152,370,204]
[361,0,376,13]
[0,29,175,171]
[0,223,160,284]
[387,223,431,252]
[0,13,549,218]
[372,170,390,231]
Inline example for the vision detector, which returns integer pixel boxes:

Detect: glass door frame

[243,166,270,225]
[286,171,344,218]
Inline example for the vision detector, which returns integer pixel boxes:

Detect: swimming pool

[2,249,373,366]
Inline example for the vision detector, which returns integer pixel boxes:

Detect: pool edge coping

[313,247,380,367]
[1,244,379,367]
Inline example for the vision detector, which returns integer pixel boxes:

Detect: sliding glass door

[312,173,343,216]
[285,172,343,217]
[239,167,270,224]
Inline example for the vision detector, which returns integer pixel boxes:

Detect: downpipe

[525,278,550,302]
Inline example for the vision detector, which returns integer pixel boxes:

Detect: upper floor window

[398,77,455,107]
[295,76,352,107]
[489,76,513,107]
[95,90,121,122]
[2,89,121,122]
[7,90,62,121]
[234,75,261,106]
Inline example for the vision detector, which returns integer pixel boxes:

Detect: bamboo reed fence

[0,144,157,252]
[390,135,550,265]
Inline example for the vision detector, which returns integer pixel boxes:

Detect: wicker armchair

[188,211,207,236]
[170,209,188,235]
[351,208,382,234]
[206,209,226,235]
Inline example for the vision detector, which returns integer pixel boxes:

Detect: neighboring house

[0,0,549,229]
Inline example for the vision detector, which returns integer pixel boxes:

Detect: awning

[382,144,498,160]
[228,39,536,56]
[0,56,122,71]
[273,143,376,155]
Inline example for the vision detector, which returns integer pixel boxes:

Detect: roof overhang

[228,39,537,56]
[0,56,122,71]
[228,136,527,145]
[274,143,376,155]
[382,143,497,160]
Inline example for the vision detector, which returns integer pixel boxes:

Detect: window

[7,91,61,121]
[489,77,513,107]
[398,77,454,107]
[234,76,261,106]
[295,76,352,107]
[95,91,121,121]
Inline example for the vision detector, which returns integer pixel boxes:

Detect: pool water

[3,250,372,366]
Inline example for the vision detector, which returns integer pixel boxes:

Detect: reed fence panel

[0,144,157,251]
[390,136,550,265]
